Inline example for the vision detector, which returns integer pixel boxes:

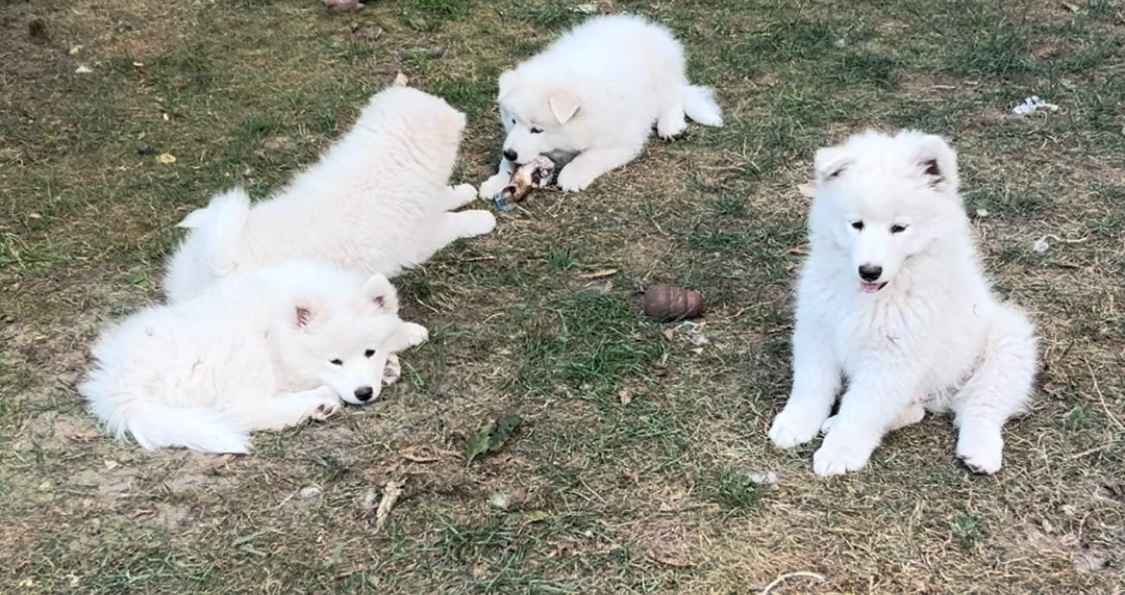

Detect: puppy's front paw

[479,172,509,198]
[310,398,341,422]
[956,423,1004,474]
[448,183,478,207]
[382,354,402,386]
[768,404,828,449]
[459,210,496,237]
[400,322,429,348]
[556,164,597,192]
[812,430,877,477]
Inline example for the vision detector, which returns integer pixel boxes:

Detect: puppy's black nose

[354,386,374,402]
[858,265,883,282]
[503,149,518,163]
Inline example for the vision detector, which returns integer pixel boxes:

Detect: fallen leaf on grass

[399,446,441,463]
[393,72,409,87]
[797,182,814,198]
[464,414,523,465]
[157,153,176,165]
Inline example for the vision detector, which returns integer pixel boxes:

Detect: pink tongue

[861,283,880,293]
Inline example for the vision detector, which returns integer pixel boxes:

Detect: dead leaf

[399,446,440,463]
[464,414,523,465]
[1061,2,1080,12]
[373,480,404,534]
[618,388,633,405]
[393,72,409,87]
[63,428,99,443]
[157,153,176,165]
[75,65,92,74]
[576,268,618,280]
[523,510,551,525]
[797,182,815,198]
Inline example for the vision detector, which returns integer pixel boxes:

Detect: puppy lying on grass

[82,261,428,454]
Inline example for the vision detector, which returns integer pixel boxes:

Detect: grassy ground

[2,0,1124,592]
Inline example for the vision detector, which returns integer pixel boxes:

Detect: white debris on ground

[1011,96,1059,116]
[749,471,779,488]
[662,321,710,350]
[1033,237,1051,254]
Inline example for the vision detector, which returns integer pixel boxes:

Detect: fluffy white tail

[682,85,723,127]
[90,396,250,454]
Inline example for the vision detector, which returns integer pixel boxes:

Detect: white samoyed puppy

[81,260,429,454]
[163,86,495,303]
[768,130,1038,476]
[478,14,723,197]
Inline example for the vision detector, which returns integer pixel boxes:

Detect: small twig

[760,571,826,595]
[1069,443,1116,460]
[1086,359,1125,432]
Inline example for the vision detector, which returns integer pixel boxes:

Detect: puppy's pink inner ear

[296,306,312,328]
[922,159,942,184]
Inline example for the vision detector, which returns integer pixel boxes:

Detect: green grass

[514,293,665,401]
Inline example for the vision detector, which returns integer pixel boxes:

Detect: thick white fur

[164,86,495,303]
[81,261,430,453]
[768,130,1038,476]
[478,14,723,196]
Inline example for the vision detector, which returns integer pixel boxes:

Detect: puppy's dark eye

[511,118,516,124]
[330,359,343,366]
[365,349,376,358]
[890,224,908,234]
[851,221,864,231]
[530,127,543,134]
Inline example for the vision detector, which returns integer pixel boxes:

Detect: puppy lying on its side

[479,14,723,197]
[81,261,428,454]
[164,86,495,304]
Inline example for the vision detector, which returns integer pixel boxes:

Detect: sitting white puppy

[80,261,429,454]
[163,86,495,303]
[478,14,723,197]
[768,130,1038,476]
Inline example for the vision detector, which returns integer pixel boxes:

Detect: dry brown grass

[2,0,1123,593]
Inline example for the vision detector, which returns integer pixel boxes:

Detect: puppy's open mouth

[860,281,888,293]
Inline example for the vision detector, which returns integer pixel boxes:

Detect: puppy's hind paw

[382,354,402,386]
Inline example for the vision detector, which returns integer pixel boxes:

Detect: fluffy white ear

[548,90,581,124]
[911,133,960,194]
[177,207,211,229]
[813,145,850,183]
[362,275,399,313]
[497,70,518,101]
